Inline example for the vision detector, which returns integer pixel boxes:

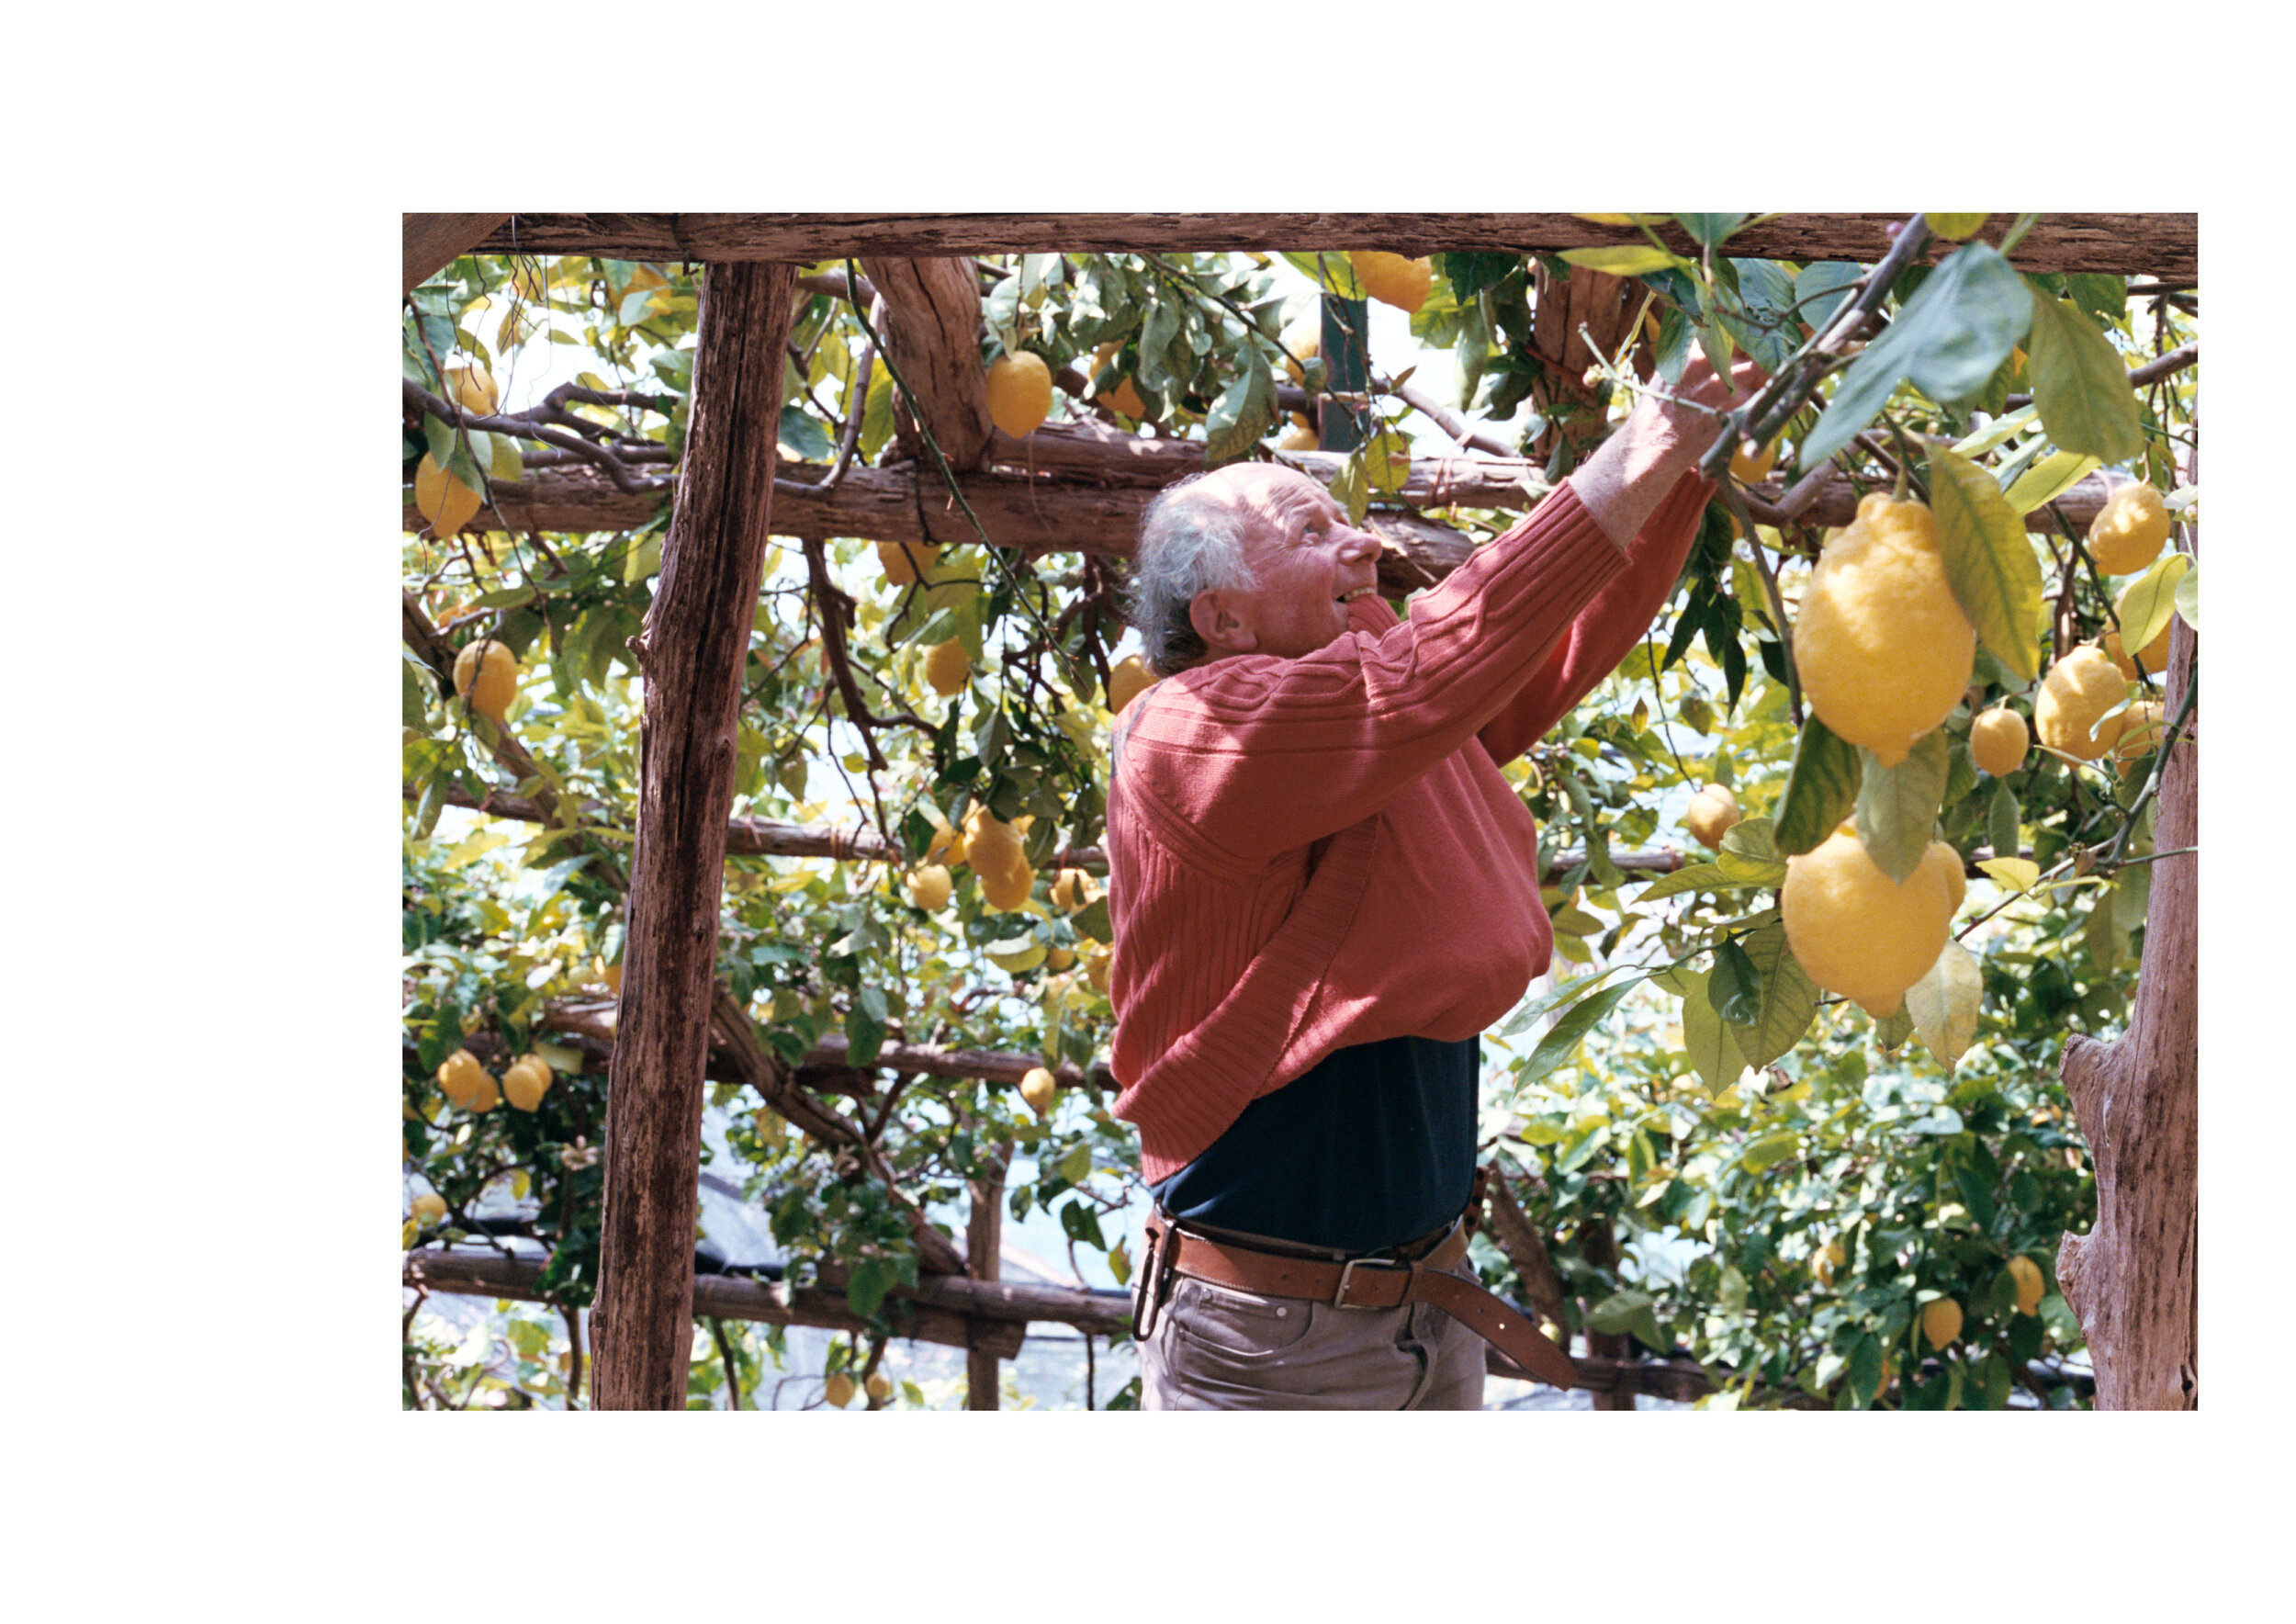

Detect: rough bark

[2053,436,2200,1410]
[1579,1213,1637,1410]
[404,213,513,295]
[473,213,2198,282]
[406,1247,1023,1359]
[860,256,996,470]
[1527,262,1651,465]
[591,262,799,1411]
[965,1146,1008,1411]
[406,435,2121,559]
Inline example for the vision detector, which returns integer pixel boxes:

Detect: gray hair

[1125,470,1258,675]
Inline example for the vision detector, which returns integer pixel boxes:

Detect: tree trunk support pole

[966,1146,1009,1411]
[1320,293,1369,452]
[591,261,799,1411]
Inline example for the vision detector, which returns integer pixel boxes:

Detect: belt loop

[1131,1212,1180,1341]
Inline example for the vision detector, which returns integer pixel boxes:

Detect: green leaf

[845,986,888,1066]
[2025,294,2143,463]
[1515,977,1639,1084]
[1987,780,2022,859]
[473,584,536,610]
[1799,245,2031,471]
[1071,896,1112,946]
[1774,716,1862,856]
[2173,563,2199,631]
[1855,731,1950,884]
[2084,890,2122,972]
[2116,552,2190,655]
[1674,212,1749,248]
[1928,445,2043,682]
[859,365,897,462]
[1440,253,1517,302]
[1634,862,1747,902]
[1584,1289,1654,1335]
[1740,1131,1800,1175]
[489,432,524,485]
[1708,938,1763,1024]
[1731,921,1820,1068]
[2001,448,2099,515]
[2112,860,2152,937]
[1203,343,1277,467]
[778,404,833,462]
[1905,940,1982,1070]
[1281,253,1365,299]
[1329,446,1369,526]
[845,1255,899,1319]
[1978,856,2040,895]
[402,655,436,731]
[1716,817,1787,888]
[1678,968,1747,1096]
[1924,213,1990,240]
[1951,402,2039,458]
[1559,244,1684,276]
[1794,263,1865,337]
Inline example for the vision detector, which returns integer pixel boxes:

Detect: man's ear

[1188,589,1257,655]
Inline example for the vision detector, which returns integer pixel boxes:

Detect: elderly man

[1104,354,1758,1410]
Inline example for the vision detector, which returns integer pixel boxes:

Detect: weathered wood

[405,213,513,295]
[2054,447,2199,1407]
[405,1247,1023,1359]
[473,213,2198,281]
[592,262,800,1411]
[965,1146,1008,1410]
[861,257,997,470]
[1527,261,1649,462]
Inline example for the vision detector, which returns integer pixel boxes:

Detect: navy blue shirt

[1149,1034,1480,1253]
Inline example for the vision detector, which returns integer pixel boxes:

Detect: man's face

[1190,466,1383,660]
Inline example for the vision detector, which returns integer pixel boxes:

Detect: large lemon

[1791,494,1977,766]
[876,539,940,588]
[2102,623,2169,680]
[1782,828,1964,1019]
[923,638,970,696]
[906,863,952,911]
[2035,646,2128,761]
[412,1192,448,1226]
[1349,252,1434,314]
[1683,785,1740,851]
[502,1055,553,1111]
[414,454,485,536]
[454,637,519,722]
[1019,1066,1058,1119]
[1052,868,1099,912]
[1279,314,1320,385]
[1277,415,1320,452]
[2087,482,2172,575]
[445,367,499,416]
[1921,1297,1964,1351]
[965,806,1033,911]
[1969,706,2029,777]
[985,352,1053,438]
[2007,1255,2045,1315]
[824,1371,855,1408]
[1108,654,1154,714]
[437,1048,488,1111]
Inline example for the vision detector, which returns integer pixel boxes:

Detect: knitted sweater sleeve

[1120,482,1628,863]
[1477,469,1716,766]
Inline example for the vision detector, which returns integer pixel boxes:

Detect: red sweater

[1104,472,1715,1182]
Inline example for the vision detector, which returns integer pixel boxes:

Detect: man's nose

[1337,524,1379,559]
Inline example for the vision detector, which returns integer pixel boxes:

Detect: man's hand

[1570,354,1767,550]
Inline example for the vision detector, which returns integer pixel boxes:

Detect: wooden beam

[405,1247,1024,1360]
[592,262,801,1411]
[471,213,2198,282]
[405,213,514,295]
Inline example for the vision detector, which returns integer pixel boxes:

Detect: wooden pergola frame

[402,212,2200,1412]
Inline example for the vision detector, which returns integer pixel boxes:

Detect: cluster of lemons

[430,1047,557,1117]
[822,1370,895,1408]
[2035,482,2177,769]
[411,367,499,536]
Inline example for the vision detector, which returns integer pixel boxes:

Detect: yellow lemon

[977,861,1035,913]
[445,367,499,416]
[1019,1066,1058,1119]
[1108,654,1154,715]
[1085,944,1112,993]
[864,1372,893,1404]
[503,1055,553,1112]
[1045,945,1075,970]
[1969,706,2030,777]
[2102,623,2169,680]
[412,1192,448,1226]
[1277,416,1320,452]
[1813,1239,1846,1287]
[2007,1255,2045,1316]
[437,1049,487,1111]
[1729,439,1778,485]
[1920,1297,1964,1352]
[466,1068,501,1113]
[414,454,485,536]
[923,637,971,696]
[1052,868,1099,912]
[2087,482,2172,575]
[1683,785,1741,851]
[876,539,940,588]
[824,1371,855,1408]
[985,352,1053,439]
[922,818,968,871]
[1349,252,1435,314]
[1792,494,1977,766]
[1924,213,1990,240]
[2035,646,2129,761]
[1782,829,1964,1019]
[906,863,952,911]
[2110,700,2167,773]
[453,637,519,722]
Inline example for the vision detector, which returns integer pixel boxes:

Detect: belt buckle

[1332,1254,1411,1310]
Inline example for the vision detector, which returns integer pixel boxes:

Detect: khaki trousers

[1138,1254,1488,1411]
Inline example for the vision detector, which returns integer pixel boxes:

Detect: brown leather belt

[1133,1201,1580,1392]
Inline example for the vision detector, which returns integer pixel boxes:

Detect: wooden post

[965,1145,1009,1411]
[1580,1213,1637,1410]
[1319,292,1369,452]
[2054,423,2200,1410]
[590,261,799,1411]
